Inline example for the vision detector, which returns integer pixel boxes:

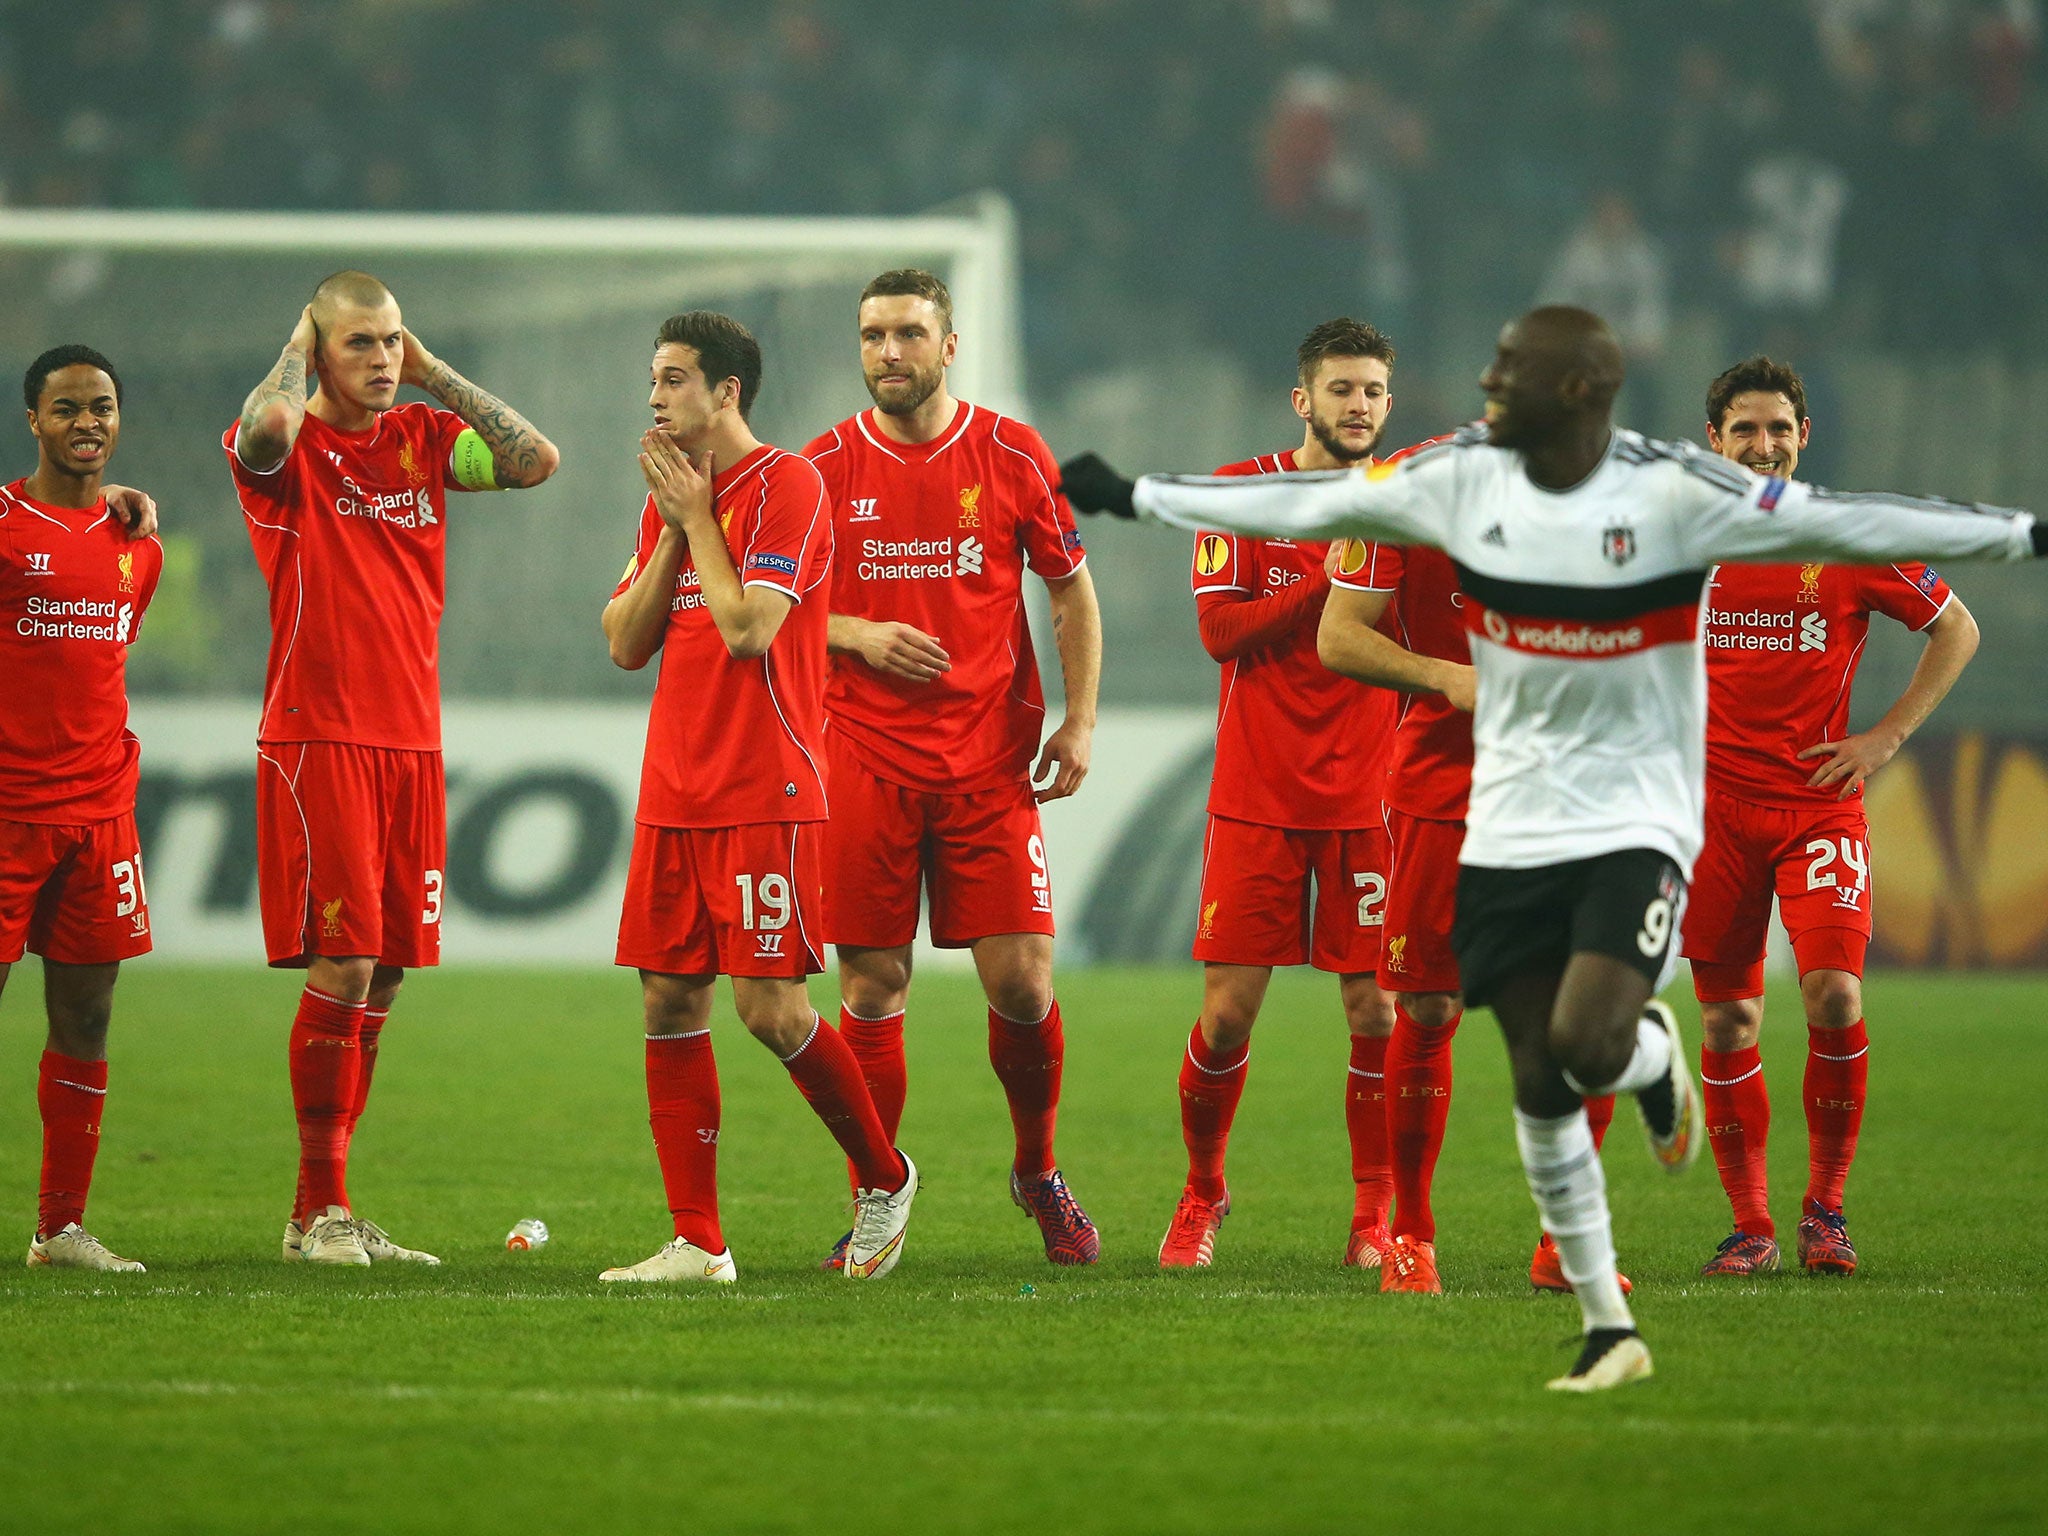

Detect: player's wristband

[450,428,501,491]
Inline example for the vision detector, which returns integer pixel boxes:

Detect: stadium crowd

[2,0,2043,389]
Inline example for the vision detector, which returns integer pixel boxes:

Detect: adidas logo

[1481,523,1506,547]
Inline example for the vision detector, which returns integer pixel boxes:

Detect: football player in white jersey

[1058,306,2039,1392]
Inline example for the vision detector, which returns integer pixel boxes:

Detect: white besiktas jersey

[1135,427,2035,872]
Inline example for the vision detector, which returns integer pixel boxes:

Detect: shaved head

[310,270,395,330]
[1514,305,1625,407]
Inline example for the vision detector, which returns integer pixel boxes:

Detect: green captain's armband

[450,428,501,491]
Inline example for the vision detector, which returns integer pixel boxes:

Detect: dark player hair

[24,344,122,412]
[1296,318,1396,389]
[859,269,954,335]
[1706,356,1807,431]
[656,310,764,421]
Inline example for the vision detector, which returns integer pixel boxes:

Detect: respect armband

[450,428,500,491]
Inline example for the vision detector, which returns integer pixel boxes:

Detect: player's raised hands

[399,327,439,389]
[1033,716,1092,803]
[640,429,715,534]
[852,618,951,683]
[1799,731,1898,799]
[102,485,158,541]
[289,304,317,360]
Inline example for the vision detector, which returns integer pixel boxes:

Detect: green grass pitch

[2,965,2044,1533]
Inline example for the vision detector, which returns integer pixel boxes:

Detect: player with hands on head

[1059,305,2041,1391]
[225,270,560,1267]
[4,345,164,1272]
[1686,356,1979,1279]
[1163,318,1409,1273]
[802,269,1103,1266]
[601,311,917,1285]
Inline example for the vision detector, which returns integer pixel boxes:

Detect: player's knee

[1200,1006,1257,1054]
[738,1002,817,1057]
[1550,1011,1631,1092]
[1400,991,1462,1030]
[310,955,377,1002]
[839,947,912,1016]
[640,977,708,1037]
[1700,998,1762,1053]
[1801,972,1862,1031]
[1345,988,1396,1038]
[986,971,1052,1027]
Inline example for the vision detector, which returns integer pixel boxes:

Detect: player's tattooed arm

[828,613,951,682]
[1318,579,1476,711]
[1035,566,1101,802]
[1799,596,1980,798]
[402,329,561,488]
[236,306,316,472]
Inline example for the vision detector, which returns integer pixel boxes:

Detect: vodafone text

[1478,608,1648,656]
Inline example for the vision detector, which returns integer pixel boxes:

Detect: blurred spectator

[1540,191,1671,427]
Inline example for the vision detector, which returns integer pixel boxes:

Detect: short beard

[1310,413,1380,465]
[865,364,943,416]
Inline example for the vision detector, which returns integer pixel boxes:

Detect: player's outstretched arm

[638,432,791,660]
[1058,451,1445,547]
[828,613,951,682]
[1034,566,1101,803]
[235,306,316,472]
[402,329,560,489]
[1684,465,2042,567]
[1317,575,1475,711]
[1798,596,1980,799]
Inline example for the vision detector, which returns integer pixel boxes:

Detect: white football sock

[1564,1011,1672,1098]
[1515,1107,1634,1334]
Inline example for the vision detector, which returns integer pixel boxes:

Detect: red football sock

[346,1005,389,1147]
[647,1030,723,1252]
[1179,1021,1249,1203]
[1702,1044,1773,1236]
[1346,1033,1392,1229]
[37,1050,108,1239]
[1804,1019,1868,1211]
[1386,1005,1458,1241]
[989,1001,1064,1178]
[838,1006,907,1143]
[783,1017,904,1192]
[1584,1091,1616,1149]
[290,986,364,1222]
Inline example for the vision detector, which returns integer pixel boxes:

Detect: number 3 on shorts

[1636,895,1673,958]
[422,869,443,925]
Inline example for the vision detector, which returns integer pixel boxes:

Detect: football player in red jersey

[4,346,163,1272]
[1686,357,1978,1278]
[1164,318,1407,1269]
[226,271,560,1266]
[600,312,917,1284]
[803,269,1103,1266]
[1321,522,1633,1296]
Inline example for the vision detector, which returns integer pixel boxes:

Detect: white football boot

[844,1151,918,1280]
[355,1218,441,1265]
[1547,1329,1655,1393]
[1636,1000,1703,1174]
[282,1216,303,1262]
[299,1206,372,1267]
[26,1223,146,1272]
[599,1237,737,1283]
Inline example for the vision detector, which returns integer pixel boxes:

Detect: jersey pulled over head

[308,269,403,418]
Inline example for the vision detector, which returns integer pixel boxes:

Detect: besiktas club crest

[1602,524,1637,566]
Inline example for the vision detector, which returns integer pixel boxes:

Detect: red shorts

[1192,815,1388,974]
[822,734,1054,949]
[257,742,445,969]
[1376,808,1464,994]
[617,821,825,978]
[0,814,152,967]
[1684,788,1871,1002]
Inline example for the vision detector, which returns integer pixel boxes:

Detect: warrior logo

[958,483,982,527]
[849,498,880,521]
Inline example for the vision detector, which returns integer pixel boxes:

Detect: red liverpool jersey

[1703,558,1951,807]
[1379,543,1477,822]
[224,403,474,750]
[615,445,831,829]
[0,483,162,824]
[802,404,1086,794]
[1195,450,1399,830]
